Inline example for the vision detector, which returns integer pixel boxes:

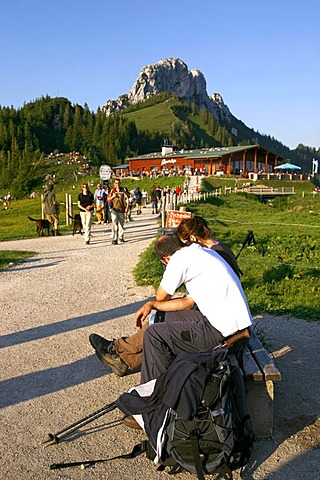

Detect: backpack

[48,349,254,477]
[112,191,127,212]
[133,187,142,202]
[117,348,255,479]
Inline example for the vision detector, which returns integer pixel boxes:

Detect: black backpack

[48,349,254,477]
[117,349,255,480]
[133,187,142,201]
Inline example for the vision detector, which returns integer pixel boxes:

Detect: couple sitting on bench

[89,216,253,426]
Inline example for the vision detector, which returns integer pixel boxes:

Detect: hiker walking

[42,184,60,236]
[108,179,129,245]
[94,183,105,224]
[77,183,94,245]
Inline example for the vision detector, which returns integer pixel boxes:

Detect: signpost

[165,210,192,229]
[99,165,112,182]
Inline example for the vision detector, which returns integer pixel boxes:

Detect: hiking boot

[122,416,142,430]
[119,238,125,243]
[112,240,118,245]
[89,333,115,353]
[55,230,61,236]
[95,337,129,377]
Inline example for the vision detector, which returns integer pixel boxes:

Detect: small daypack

[117,348,255,480]
[133,187,142,202]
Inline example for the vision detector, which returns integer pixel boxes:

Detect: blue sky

[1,0,319,150]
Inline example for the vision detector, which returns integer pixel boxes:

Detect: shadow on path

[0,354,109,408]
[4,258,66,272]
[0,298,152,349]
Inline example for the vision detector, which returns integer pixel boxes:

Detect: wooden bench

[242,332,282,438]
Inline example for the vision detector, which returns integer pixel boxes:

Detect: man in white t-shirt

[135,235,253,383]
[94,183,105,224]
[89,235,252,384]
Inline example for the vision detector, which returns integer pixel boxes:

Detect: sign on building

[165,210,192,229]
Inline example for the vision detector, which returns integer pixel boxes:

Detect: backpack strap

[190,431,234,480]
[216,464,234,479]
[189,432,206,480]
[50,441,148,470]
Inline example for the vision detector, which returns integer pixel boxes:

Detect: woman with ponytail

[176,216,240,278]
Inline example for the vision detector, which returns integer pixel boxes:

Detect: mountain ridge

[103,58,233,123]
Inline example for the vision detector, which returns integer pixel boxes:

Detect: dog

[68,213,83,235]
[28,216,51,236]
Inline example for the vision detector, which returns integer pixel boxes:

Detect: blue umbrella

[274,163,301,170]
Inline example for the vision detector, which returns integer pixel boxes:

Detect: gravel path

[0,208,319,480]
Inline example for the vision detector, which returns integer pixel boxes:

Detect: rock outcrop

[103,58,232,122]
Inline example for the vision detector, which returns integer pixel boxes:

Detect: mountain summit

[103,58,232,122]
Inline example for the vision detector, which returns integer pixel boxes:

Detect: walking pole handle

[235,230,254,259]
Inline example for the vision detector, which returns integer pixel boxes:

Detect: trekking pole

[42,400,117,446]
[235,230,255,259]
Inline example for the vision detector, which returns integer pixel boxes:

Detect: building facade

[126,144,284,177]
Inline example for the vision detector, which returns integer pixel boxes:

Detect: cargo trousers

[140,310,225,383]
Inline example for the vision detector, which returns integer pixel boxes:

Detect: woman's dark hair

[176,215,211,243]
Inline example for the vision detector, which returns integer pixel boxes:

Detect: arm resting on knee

[134,295,195,328]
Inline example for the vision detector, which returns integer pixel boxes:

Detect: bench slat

[243,346,264,381]
[248,336,282,381]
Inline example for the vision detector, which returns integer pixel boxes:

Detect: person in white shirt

[141,188,148,207]
[136,235,253,383]
[94,183,105,224]
[89,234,252,382]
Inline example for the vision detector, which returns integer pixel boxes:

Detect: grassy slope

[0,250,37,271]
[124,98,218,145]
[125,98,179,133]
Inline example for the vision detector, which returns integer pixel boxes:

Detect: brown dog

[28,216,51,236]
[68,213,83,235]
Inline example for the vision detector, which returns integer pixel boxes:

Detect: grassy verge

[0,250,37,270]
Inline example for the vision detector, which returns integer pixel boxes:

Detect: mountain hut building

[126,144,284,177]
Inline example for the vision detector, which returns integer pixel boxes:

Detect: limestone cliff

[103,58,232,122]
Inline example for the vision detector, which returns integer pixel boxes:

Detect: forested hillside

[0,95,318,198]
[0,96,163,197]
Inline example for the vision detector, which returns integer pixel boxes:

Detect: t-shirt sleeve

[160,253,186,295]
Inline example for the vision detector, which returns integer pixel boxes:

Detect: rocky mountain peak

[103,57,232,122]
